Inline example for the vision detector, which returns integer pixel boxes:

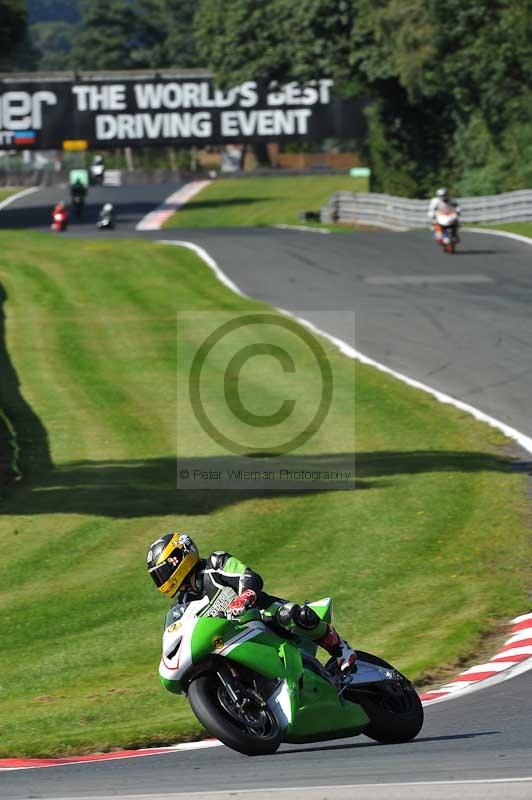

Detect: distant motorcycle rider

[90,154,105,186]
[70,178,87,201]
[97,202,115,229]
[70,179,87,219]
[428,187,460,241]
[147,532,357,672]
[51,201,68,231]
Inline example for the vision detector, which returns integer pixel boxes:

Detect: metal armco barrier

[321,190,532,229]
[103,170,122,187]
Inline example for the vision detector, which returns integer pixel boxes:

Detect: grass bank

[0,187,23,204]
[0,231,529,756]
[163,174,366,228]
[479,222,532,239]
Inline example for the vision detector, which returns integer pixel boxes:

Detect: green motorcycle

[159,592,423,756]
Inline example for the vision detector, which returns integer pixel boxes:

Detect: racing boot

[317,625,357,672]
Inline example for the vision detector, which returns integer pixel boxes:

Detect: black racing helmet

[146,533,199,597]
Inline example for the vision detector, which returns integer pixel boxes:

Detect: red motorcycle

[51,203,68,232]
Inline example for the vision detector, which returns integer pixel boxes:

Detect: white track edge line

[463,226,532,247]
[272,224,331,234]
[25,776,532,799]
[275,306,532,455]
[159,240,246,296]
[0,185,40,210]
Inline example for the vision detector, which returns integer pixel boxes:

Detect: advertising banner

[0,74,366,150]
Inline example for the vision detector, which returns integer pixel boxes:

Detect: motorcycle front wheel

[188,674,283,756]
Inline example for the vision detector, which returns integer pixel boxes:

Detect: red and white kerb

[420,611,532,704]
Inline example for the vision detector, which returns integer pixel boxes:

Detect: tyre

[187,674,283,756]
[332,650,424,744]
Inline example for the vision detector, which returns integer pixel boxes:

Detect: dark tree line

[23,0,200,72]
[194,0,532,195]
[0,0,32,70]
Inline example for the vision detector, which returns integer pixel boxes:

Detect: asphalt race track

[0,182,181,232]
[2,672,532,799]
[1,186,531,798]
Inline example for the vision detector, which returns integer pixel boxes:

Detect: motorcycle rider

[147,532,357,672]
[97,202,115,229]
[70,179,87,218]
[90,154,105,185]
[428,187,460,241]
[51,201,68,230]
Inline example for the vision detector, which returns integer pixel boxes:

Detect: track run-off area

[1,185,531,799]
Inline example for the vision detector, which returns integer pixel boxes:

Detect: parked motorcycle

[159,594,424,756]
[433,208,459,253]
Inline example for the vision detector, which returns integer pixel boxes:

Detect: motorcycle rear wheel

[335,650,424,744]
[188,674,283,756]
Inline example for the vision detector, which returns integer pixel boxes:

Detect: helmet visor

[149,559,176,588]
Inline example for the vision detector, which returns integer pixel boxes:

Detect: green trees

[70,0,201,70]
[195,0,294,85]
[133,0,200,69]
[70,1,138,70]
[0,0,31,70]
[25,0,201,72]
[195,0,532,195]
[27,0,80,70]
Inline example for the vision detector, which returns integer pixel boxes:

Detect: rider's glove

[227,589,257,617]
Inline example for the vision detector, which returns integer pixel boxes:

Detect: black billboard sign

[0,74,365,150]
